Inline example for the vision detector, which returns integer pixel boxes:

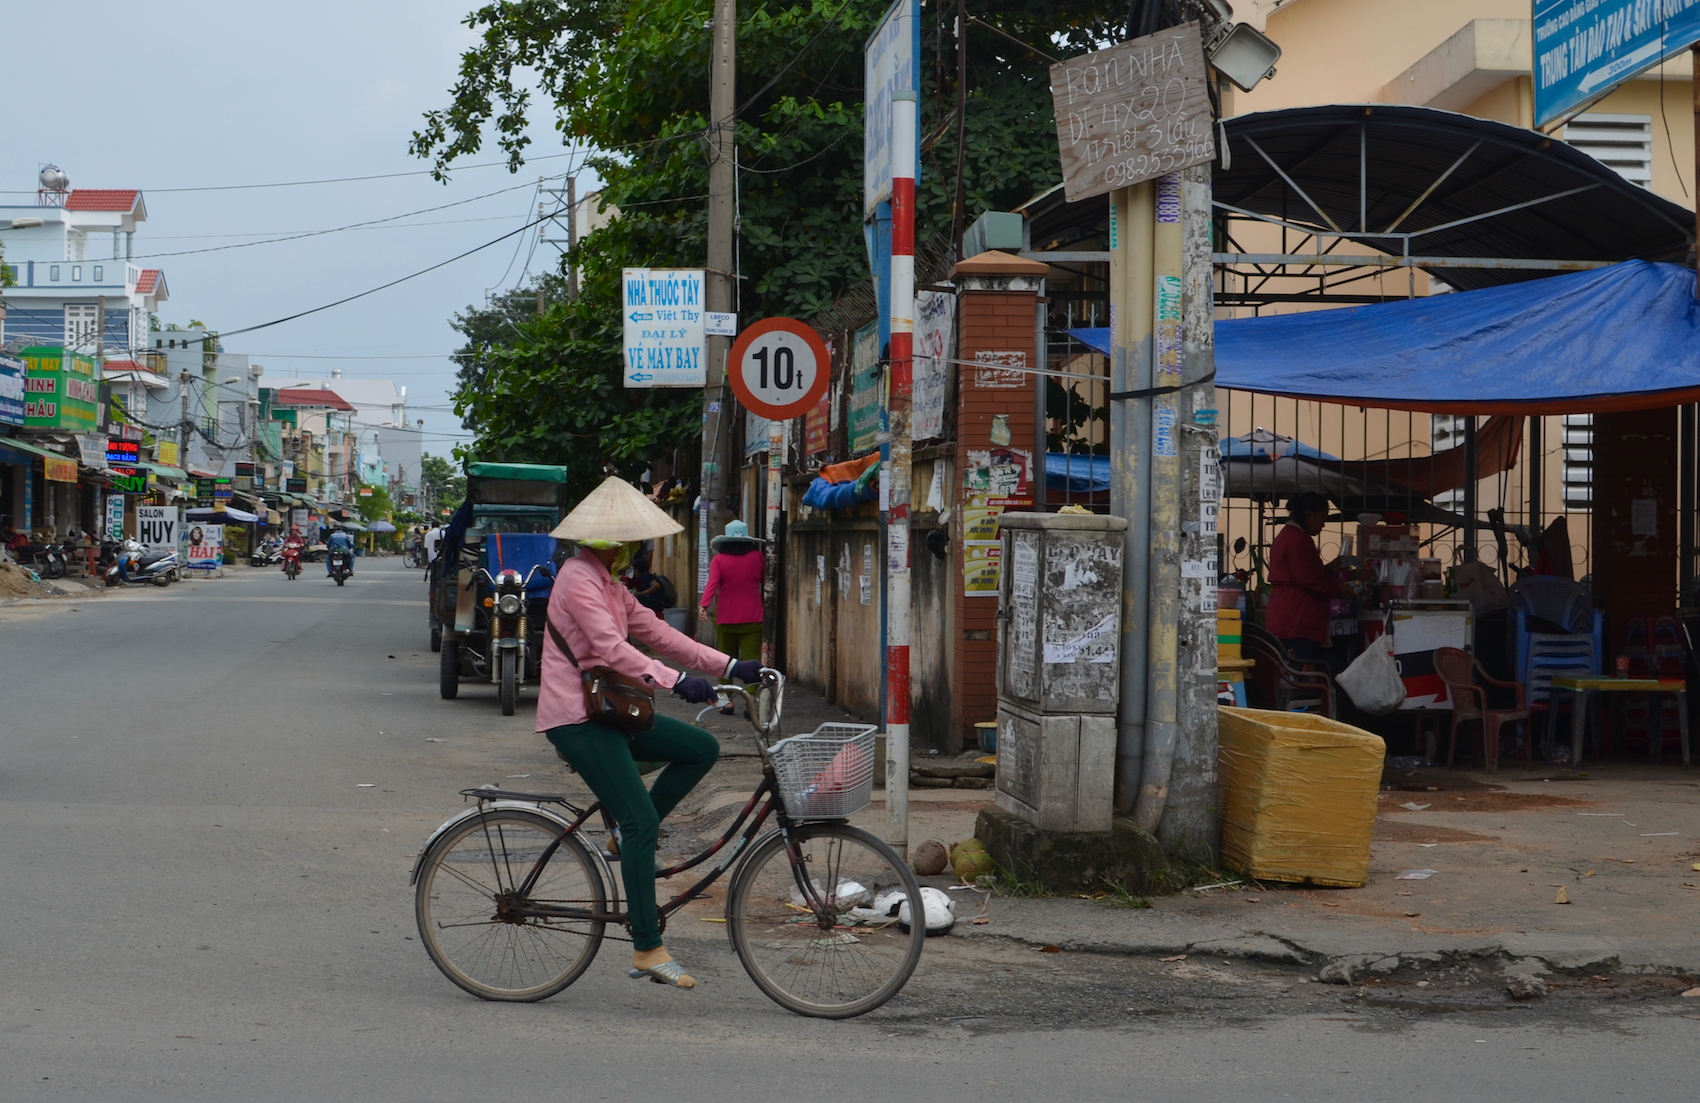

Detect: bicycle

[411,671,925,1018]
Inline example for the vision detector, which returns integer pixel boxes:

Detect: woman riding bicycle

[538,476,764,990]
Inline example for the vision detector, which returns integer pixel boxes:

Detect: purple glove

[673,674,715,704]
[729,659,764,683]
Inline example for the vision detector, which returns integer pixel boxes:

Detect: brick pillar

[948,250,1048,751]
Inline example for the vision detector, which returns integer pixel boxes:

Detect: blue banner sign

[0,353,23,426]
[1534,0,1700,127]
[864,0,921,219]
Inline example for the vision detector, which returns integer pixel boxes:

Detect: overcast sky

[6,0,589,456]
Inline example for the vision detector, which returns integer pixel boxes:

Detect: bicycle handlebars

[694,668,785,742]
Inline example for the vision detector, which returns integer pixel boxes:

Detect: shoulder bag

[545,611,657,735]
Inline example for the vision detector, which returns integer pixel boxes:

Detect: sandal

[628,959,697,988]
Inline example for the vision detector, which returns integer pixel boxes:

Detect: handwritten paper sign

[1049,23,1215,203]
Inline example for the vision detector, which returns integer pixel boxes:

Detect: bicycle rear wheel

[415,809,606,1001]
[727,823,925,1018]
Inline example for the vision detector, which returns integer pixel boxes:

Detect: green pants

[545,716,719,951]
[714,621,763,664]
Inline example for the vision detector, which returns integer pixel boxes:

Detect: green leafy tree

[355,482,394,522]
[449,273,570,431]
[415,0,1124,494]
[422,453,467,515]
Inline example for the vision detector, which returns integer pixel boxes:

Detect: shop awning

[1068,260,1700,415]
[148,463,190,482]
[186,506,261,524]
[0,436,74,466]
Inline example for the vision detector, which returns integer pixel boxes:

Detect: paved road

[1,559,1690,1101]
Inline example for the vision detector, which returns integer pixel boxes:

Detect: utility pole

[699,0,737,640]
[884,90,918,858]
[538,181,549,315]
[951,0,967,255]
[567,175,579,301]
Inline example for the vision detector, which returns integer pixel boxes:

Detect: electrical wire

[126,178,549,260]
[210,210,556,341]
[146,214,530,239]
[0,149,592,196]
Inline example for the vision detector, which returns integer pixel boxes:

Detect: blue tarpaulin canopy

[1065,261,1700,414]
[1045,453,1110,493]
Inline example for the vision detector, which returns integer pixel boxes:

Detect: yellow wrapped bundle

[1217,706,1386,888]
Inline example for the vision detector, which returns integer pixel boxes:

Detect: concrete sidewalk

[944,763,1700,978]
[612,680,1700,980]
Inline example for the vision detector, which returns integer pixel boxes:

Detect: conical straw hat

[552,476,684,541]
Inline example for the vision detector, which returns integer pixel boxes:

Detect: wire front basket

[768,724,878,821]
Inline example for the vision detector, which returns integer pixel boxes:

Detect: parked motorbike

[481,563,549,716]
[5,530,68,579]
[328,548,352,586]
[250,536,283,568]
[105,539,179,587]
[95,539,125,574]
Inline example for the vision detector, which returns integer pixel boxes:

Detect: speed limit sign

[726,318,831,420]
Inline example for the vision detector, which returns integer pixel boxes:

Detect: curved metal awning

[1215,103,1695,295]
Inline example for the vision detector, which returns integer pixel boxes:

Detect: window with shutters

[1431,414,1470,509]
[63,303,99,351]
[1562,414,1593,510]
[1564,114,1653,187]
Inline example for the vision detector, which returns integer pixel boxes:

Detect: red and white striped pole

[885,89,917,857]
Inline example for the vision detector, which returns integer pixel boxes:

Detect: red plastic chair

[1435,647,1530,771]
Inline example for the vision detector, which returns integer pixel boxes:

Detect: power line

[145,214,527,240]
[0,149,593,196]
[213,211,555,341]
[127,179,547,260]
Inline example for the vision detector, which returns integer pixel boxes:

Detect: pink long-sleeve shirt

[535,553,733,732]
[700,549,765,625]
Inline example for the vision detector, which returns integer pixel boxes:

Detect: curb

[954,904,1700,978]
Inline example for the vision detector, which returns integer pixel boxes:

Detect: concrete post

[1160,162,1221,860]
[699,0,737,641]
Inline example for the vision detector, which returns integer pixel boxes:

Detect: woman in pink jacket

[538,478,764,990]
[700,518,766,665]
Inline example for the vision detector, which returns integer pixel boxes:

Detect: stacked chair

[1508,577,1602,708]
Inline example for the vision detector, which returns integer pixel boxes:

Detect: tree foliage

[417,0,1126,496]
[421,453,467,513]
[355,482,394,522]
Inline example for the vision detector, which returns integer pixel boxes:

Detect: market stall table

[1548,674,1689,768]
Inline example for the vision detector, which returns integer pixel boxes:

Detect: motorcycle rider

[281,526,306,573]
[326,525,355,577]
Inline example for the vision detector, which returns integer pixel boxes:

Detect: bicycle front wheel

[727,823,925,1018]
[415,809,606,1001]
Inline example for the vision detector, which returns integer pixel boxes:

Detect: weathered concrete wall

[647,500,698,635]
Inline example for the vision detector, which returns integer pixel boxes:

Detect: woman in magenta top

[537,478,766,990]
[1264,492,1350,663]
[700,519,766,666]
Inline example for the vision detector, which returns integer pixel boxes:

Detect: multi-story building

[265,386,356,503]
[286,373,422,507]
[0,183,165,361]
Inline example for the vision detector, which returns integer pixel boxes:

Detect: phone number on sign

[1090,124,1212,190]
